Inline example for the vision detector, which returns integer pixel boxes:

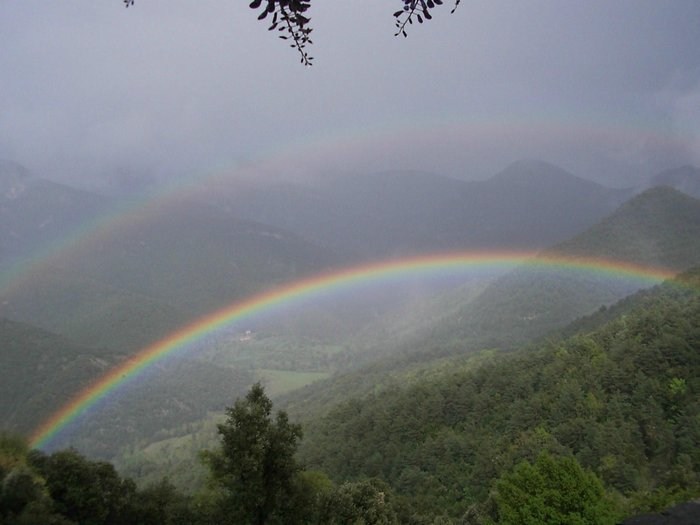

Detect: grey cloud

[1,0,700,189]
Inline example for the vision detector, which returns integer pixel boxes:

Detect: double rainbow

[10,115,692,450]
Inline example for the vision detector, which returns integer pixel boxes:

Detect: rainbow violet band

[28,251,676,450]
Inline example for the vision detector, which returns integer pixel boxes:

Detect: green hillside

[0,315,257,462]
[278,188,700,420]
[2,265,191,351]
[9,268,698,522]
[297,268,700,521]
[550,186,700,268]
[0,165,109,258]
[0,317,119,436]
[2,182,341,351]
[59,357,254,460]
[104,268,700,521]
[451,186,700,346]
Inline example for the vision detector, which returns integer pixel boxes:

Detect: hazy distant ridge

[226,159,633,257]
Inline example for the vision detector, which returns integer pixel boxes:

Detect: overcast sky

[2,1,700,190]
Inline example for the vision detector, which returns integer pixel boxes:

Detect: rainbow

[28,251,676,450]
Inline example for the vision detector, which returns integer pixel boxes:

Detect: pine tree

[201,383,303,525]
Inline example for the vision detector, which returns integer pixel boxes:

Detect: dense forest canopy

[297,270,700,521]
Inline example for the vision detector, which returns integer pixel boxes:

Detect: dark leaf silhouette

[124,1,460,66]
[394,0,454,37]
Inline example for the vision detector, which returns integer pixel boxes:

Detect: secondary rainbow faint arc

[1,114,690,302]
[29,251,676,450]
[3,110,691,330]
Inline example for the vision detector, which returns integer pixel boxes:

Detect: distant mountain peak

[649,165,700,198]
[506,158,568,172]
[548,185,700,271]
[0,159,29,178]
[0,160,30,199]
[490,159,600,188]
[621,184,695,209]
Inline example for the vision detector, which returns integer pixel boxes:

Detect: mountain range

[0,158,641,353]
[1,165,341,350]
[3,157,700,481]
[224,159,635,256]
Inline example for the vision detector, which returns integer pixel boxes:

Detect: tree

[124,0,461,66]
[201,383,304,525]
[492,452,619,525]
[0,433,70,525]
[316,478,400,525]
[131,479,199,525]
[29,449,138,525]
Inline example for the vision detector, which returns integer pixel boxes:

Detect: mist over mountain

[332,185,700,363]
[0,158,635,354]
[225,160,634,257]
[0,159,29,197]
[0,163,342,351]
[3,159,697,374]
[2,267,192,351]
[550,186,700,269]
[0,160,109,258]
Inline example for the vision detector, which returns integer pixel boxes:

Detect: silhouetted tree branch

[394,0,461,38]
[123,0,461,66]
[250,0,313,65]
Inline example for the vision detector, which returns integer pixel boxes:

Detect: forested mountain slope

[1,179,341,351]
[298,268,700,521]
[0,317,119,436]
[0,316,254,459]
[448,186,700,347]
[2,267,192,352]
[4,273,699,525]
[0,160,109,258]
[281,188,700,420]
[551,186,700,268]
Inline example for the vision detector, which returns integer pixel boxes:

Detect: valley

[4,5,700,523]
[2,159,700,523]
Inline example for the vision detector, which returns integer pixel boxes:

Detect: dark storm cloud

[1,1,700,189]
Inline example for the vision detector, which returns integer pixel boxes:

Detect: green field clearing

[255,369,331,397]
